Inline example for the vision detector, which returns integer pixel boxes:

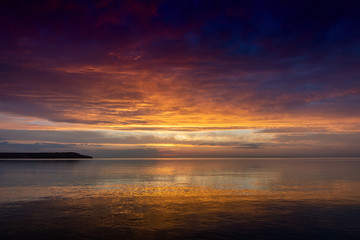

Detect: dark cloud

[0,129,107,143]
[90,148,164,158]
[257,127,329,133]
[273,133,360,144]
[233,143,263,149]
[0,141,77,151]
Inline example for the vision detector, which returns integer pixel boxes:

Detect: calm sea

[1,158,360,239]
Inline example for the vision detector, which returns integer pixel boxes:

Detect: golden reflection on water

[1,159,360,239]
[2,182,357,233]
[2,185,360,238]
[1,159,360,205]
[2,180,360,204]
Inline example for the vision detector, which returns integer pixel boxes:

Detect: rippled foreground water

[1,158,360,240]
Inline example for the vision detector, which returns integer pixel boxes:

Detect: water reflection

[0,158,360,239]
[1,158,360,201]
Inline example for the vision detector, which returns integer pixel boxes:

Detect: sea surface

[0,158,360,240]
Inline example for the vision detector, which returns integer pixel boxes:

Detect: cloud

[273,133,360,144]
[0,129,262,147]
[233,143,263,149]
[90,148,164,158]
[0,1,359,156]
[257,127,329,133]
[0,141,77,151]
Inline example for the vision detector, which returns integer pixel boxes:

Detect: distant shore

[0,152,92,159]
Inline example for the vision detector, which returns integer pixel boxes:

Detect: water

[1,158,360,239]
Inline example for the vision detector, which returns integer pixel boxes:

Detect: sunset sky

[0,0,359,157]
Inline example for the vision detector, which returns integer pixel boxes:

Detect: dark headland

[0,152,92,159]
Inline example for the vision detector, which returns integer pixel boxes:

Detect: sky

[0,0,360,157]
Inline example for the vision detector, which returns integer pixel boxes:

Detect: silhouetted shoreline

[0,152,92,159]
